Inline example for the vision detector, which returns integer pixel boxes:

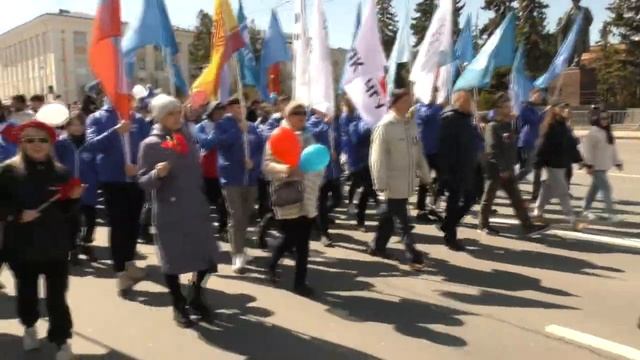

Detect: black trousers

[204,178,228,231]
[102,182,144,273]
[68,205,97,249]
[417,154,443,211]
[270,217,312,287]
[372,199,419,261]
[352,167,377,226]
[10,260,72,346]
[442,187,476,240]
[479,175,532,229]
[257,178,271,220]
[474,163,486,203]
[317,179,342,235]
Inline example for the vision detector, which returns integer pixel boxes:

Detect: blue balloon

[299,144,330,173]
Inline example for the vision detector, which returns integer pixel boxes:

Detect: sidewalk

[574,129,640,139]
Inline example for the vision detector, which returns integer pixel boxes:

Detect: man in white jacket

[369,89,430,270]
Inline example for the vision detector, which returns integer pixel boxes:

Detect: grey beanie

[150,94,181,121]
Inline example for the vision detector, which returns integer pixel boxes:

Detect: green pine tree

[516,0,554,76]
[605,0,640,106]
[410,0,436,47]
[480,0,515,41]
[376,0,399,57]
[188,10,213,72]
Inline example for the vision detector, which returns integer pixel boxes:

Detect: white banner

[309,0,335,116]
[292,0,310,104]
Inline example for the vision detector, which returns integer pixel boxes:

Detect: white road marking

[610,173,640,179]
[545,325,640,360]
[488,217,640,249]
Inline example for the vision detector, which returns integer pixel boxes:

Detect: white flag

[309,0,334,116]
[343,0,387,126]
[292,0,311,104]
[410,0,454,103]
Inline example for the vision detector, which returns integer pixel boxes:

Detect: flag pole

[234,53,250,176]
[165,48,177,97]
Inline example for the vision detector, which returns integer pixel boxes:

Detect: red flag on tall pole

[89,0,130,121]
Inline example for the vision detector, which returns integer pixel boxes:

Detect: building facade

[0,10,194,103]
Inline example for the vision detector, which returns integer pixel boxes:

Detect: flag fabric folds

[453,11,516,91]
[386,8,412,95]
[292,0,310,103]
[510,44,533,115]
[89,0,130,120]
[191,0,245,101]
[259,10,291,99]
[121,0,188,95]
[534,10,585,89]
[410,0,455,104]
[236,0,258,87]
[455,14,475,66]
[339,2,362,93]
[309,0,335,116]
[343,0,387,126]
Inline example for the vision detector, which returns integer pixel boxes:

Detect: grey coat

[138,124,219,275]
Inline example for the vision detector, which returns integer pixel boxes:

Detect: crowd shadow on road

[438,289,578,310]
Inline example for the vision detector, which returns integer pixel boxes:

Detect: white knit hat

[150,94,181,121]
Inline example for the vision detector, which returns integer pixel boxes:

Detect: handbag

[271,180,304,207]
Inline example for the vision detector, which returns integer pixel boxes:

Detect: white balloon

[36,103,70,127]
[132,84,149,99]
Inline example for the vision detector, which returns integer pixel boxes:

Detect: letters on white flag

[292,0,310,104]
[309,0,334,116]
[342,0,387,126]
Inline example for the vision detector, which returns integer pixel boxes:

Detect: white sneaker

[125,262,147,281]
[242,251,254,264]
[23,327,39,351]
[582,211,598,221]
[606,214,622,223]
[55,343,73,360]
[231,255,244,274]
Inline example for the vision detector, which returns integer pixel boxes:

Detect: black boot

[172,296,194,328]
[187,282,211,322]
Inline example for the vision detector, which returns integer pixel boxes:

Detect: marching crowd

[0,86,623,359]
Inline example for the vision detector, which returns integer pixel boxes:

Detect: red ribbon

[161,133,189,155]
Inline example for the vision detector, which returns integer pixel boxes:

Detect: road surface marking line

[545,325,640,360]
[610,173,640,178]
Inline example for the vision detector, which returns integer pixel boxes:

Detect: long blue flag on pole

[386,9,412,95]
[258,10,291,99]
[509,44,533,115]
[534,10,585,89]
[237,0,258,87]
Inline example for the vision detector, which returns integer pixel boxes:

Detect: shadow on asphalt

[438,289,579,309]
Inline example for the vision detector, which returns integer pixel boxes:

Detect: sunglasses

[290,111,307,117]
[22,137,50,144]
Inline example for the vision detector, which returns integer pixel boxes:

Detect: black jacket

[438,108,478,191]
[535,120,582,169]
[484,120,518,178]
[0,158,78,263]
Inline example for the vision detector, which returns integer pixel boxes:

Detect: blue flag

[259,10,292,99]
[534,10,585,89]
[121,0,188,95]
[509,44,533,115]
[386,10,412,95]
[237,0,258,87]
[339,1,362,92]
[452,14,475,82]
[454,12,516,91]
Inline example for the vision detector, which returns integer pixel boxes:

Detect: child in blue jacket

[55,112,99,264]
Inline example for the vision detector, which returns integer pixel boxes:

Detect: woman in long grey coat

[138,94,219,328]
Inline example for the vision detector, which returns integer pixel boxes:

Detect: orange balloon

[268,127,302,167]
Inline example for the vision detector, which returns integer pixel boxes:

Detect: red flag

[89,0,130,121]
[268,64,281,96]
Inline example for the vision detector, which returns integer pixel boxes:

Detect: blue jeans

[583,171,614,214]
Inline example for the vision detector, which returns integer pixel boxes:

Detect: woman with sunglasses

[0,120,83,360]
[532,100,583,229]
[263,102,324,297]
[138,95,220,328]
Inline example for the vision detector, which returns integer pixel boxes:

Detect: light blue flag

[386,10,412,95]
[237,0,258,87]
[259,10,292,99]
[339,1,362,93]
[534,10,585,89]
[452,14,476,83]
[509,44,533,115]
[453,12,517,91]
[121,0,188,95]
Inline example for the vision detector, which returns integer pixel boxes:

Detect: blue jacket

[54,136,99,206]
[338,112,357,165]
[414,103,444,156]
[517,102,543,150]
[0,121,17,162]
[307,115,342,180]
[348,116,372,172]
[215,115,264,187]
[258,113,284,140]
[86,106,151,184]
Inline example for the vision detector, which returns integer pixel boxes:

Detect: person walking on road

[516,89,545,201]
[369,89,430,270]
[532,100,583,228]
[137,95,220,328]
[581,110,623,222]
[478,94,549,237]
[439,91,479,251]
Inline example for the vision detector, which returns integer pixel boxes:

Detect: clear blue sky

[0,0,608,49]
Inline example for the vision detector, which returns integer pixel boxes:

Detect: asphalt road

[1,140,639,360]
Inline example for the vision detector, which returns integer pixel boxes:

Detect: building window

[154,46,165,71]
[137,49,146,71]
[73,31,87,55]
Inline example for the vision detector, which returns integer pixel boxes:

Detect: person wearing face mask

[581,110,623,222]
[532,100,583,229]
[0,120,84,360]
[55,112,99,264]
[138,94,220,328]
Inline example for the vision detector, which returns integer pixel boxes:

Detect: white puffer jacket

[581,126,622,171]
